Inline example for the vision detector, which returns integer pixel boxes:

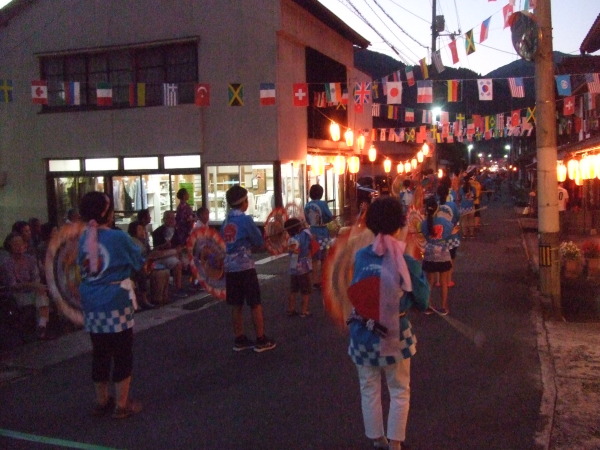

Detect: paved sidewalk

[521,220,600,449]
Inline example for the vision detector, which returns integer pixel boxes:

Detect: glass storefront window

[112,174,169,230]
[206,164,275,223]
[85,158,119,171]
[53,176,104,225]
[170,173,203,216]
[281,162,305,212]
[307,156,341,217]
[49,159,80,172]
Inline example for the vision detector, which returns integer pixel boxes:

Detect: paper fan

[187,227,226,299]
[391,174,406,196]
[405,208,425,261]
[284,202,305,224]
[322,225,374,330]
[45,222,85,326]
[263,207,289,255]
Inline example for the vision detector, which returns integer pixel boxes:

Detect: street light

[467,144,473,164]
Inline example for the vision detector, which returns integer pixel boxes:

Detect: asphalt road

[0,197,543,449]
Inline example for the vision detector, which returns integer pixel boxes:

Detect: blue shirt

[78,228,143,333]
[288,229,313,275]
[420,215,454,262]
[348,249,429,366]
[221,209,264,272]
[304,199,333,241]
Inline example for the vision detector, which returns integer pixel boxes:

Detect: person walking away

[420,196,456,315]
[436,184,461,288]
[457,177,476,238]
[77,191,144,419]
[398,179,414,214]
[346,196,429,449]
[558,182,569,239]
[469,172,482,234]
[304,184,333,288]
[221,185,275,353]
[284,218,313,317]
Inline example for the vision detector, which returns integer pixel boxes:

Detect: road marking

[0,428,121,449]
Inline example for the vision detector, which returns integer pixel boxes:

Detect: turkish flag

[195,83,210,106]
[511,110,520,127]
[31,80,48,105]
[293,83,309,107]
[563,96,575,116]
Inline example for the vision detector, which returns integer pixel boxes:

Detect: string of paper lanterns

[558,147,600,187]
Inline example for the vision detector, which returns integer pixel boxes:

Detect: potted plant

[559,241,583,278]
[581,240,600,279]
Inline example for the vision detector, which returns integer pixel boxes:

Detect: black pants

[90,328,133,383]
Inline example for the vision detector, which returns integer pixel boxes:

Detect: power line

[372,0,429,51]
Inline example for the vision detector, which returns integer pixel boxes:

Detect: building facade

[0,0,371,234]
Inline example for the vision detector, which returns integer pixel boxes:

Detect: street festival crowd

[0,169,507,447]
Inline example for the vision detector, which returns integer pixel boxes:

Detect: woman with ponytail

[77,191,145,419]
[420,196,456,315]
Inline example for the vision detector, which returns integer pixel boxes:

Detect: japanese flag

[387,81,402,104]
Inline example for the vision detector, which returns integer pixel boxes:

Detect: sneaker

[424,307,436,315]
[437,307,449,316]
[91,397,115,417]
[253,335,276,353]
[233,335,255,352]
[112,399,142,419]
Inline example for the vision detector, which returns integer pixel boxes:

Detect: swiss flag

[563,96,575,116]
[31,80,48,105]
[195,83,210,106]
[293,83,309,107]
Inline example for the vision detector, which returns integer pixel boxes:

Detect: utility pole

[535,0,561,317]
[431,0,437,53]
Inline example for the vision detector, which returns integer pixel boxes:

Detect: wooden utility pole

[535,0,561,316]
[431,0,437,53]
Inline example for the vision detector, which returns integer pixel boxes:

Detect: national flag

[354,103,364,114]
[563,96,575,116]
[526,106,536,124]
[422,110,433,125]
[472,114,484,131]
[0,79,13,103]
[508,77,525,97]
[340,88,348,105]
[96,82,113,106]
[419,58,429,79]
[227,83,243,106]
[371,103,381,117]
[405,108,414,122]
[325,83,341,103]
[387,81,402,104]
[585,73,600,94]
[511,110,520,127]
[554,75,571,96]
[440,111,449,125]
[447,80,461,102]
[129,83,147,107]
[503,4,514,28]
[405,67,415,86]
[480,17,491,42]
[387,106,397,120]
[448,39,459,65]
[313,91,326,108]
[163,83,179,106]
[63,81,80,105]
[417,80,433,103]
[432,50,444,73]
[293,83,309,107]
[584,92,597,111]
[496,114,505,131]
[31,80,48,105]
[477,79,493,101]
[465,30,476,55]
[194,83,210,106]
[467,119,475,134]
[259,82,276,106]
[372,80,381,99]
[354,82,371,104]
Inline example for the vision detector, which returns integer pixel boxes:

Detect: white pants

[356,358,411,442]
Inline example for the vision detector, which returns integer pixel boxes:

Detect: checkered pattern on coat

[85,306,134,333]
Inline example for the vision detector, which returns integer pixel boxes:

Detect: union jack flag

[585,73,600,94]
[354,82,371,104]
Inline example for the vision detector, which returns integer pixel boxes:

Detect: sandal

[112,399,143,419]
[91,397,115,417]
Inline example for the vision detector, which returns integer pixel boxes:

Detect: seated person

[0,232,54,340]
[127,221,171,308]
[151,211,187,298]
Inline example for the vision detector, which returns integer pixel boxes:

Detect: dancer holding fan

[304,184,333,288]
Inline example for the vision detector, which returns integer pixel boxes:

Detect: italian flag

[97,82,113,106]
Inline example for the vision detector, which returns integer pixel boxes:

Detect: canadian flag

[31,80,48,105]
